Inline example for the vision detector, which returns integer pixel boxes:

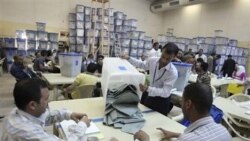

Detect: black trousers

[140,92,173,116]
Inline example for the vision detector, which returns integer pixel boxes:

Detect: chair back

[77,85,95,98]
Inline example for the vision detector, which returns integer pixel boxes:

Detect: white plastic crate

[84,15,91,22]
[192,37,205,44]
[205,37,215,45]
[114,12,124,19]
[121,38,130,48]
[123,19,137,27]
[97,8,103,16]
[114,19,123,26]
[69,13,76,21]
[176,38,187,44]
[138,40,144,49]
[76,21,84,29]
[130,48,138,56]
[215,45,227,55]
[114,26,124,33]
[130,39,138,48]
[219,55,226,65]
[76,13,84,21]
[131,27,137,31]
[37,31,48,41]
[16,38,26,50]
[109,24,115,32]
[48,33,58,42]
[128,31,140,39]
[26,30,36,40]
[36,22,46,31]
[27,40,36,50]
[229,39,238,47]
[59,53,82,77]
[166,36,176,43]
[85,37,98,45]
[123,14,127,20]
[69,29,76,36]
[123,26,131,32]
[38,41,48,50]
[49,42,58,50]
[84,22,91,29]
[16,30,26,39]
[121,33,129,39]
[215,37,229,45]
[121,47,130,55]
[109,16,114,25]
[138,32,145,40]
[243,49,249,57]
[198,44,208,53]
[144,36,152,42]
[105,8,114,16]
[187,44,198,53]
[2,38,14,48]
[144,41,152,50]
[76,5,84,13]
[76,29,84,36]
[226,47,231,55]
[84,7,91,15]
[137,49,144,56]
[231,47,236,56]
[69,21,76,29]
[237,48,244,56]
[76,37,84,45]
[158,35,166,43]
[110,32,115,39]
[69,37,76,44]
[234,48,239,56]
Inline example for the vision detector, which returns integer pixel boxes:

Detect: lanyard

[152,63,166,85]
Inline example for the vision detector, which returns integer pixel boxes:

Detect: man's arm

[121,55,149,70]
[147,73,178,98]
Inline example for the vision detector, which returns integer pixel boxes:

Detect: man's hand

[120,54,130,60]
[80,116,91,127]
[134,130,150,141]
[70,112,87,122]
[156,128,180,139]
[139,84,148,92]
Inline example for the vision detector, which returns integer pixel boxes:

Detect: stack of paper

[103,84,145,134]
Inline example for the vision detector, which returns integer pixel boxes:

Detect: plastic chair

[228,94,250,102]
[77,85,95,98]
[168,106,184,122]
[223,113,250,141]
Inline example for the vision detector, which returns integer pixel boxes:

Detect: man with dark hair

[2,79,91,141]
[221,55,236,77]
[33,50,52,72]
[122,42,179,115]
[196,61,211,86]
[96,55,104,74]
[195,49,207,63]
[134,83,231,141]
[10,56,37,82]
[148,42,161,58]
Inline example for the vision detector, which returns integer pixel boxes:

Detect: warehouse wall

[163,0,250,45]
[0,0,164,39]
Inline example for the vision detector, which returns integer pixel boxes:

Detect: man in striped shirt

[1,79,91,141]
[134,83,231,141]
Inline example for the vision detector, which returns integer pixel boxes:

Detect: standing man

[195,49,207,62]
[148,42,161,58]
[221,55,236,77]
[2,79,91,141]
[207,53,215,72]
[122,42,179,115]
[134,83,231,141]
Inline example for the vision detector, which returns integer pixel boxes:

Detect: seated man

[196,61,211,86]
[33,50,52,72]
[134,83,231,141]
[64,63,99,99]
[1,79,91,141]
[10,55,37,82]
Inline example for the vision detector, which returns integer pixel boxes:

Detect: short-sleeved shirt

[71,73,99,99]
[33,57,46,72]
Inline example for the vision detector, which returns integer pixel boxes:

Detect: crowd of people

[3,41,246,141]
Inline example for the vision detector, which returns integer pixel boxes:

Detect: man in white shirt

[1,79,91,141]
[134,83,231,141]
[148,42,161,58]
[195,49,207,62]
[122,42,179,116]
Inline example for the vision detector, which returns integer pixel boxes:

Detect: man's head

[177,49,183,59]
[188,48,192,53]
[87,63,97,73]
[13,55,23,64]
[198,49,203,56]
[153,42,159,51]
[195,61,208,74]
[182,83,213,121]
[160,42,179,66]
[97,55,104,66]
[87,54,94,60]
[13,79,49,117]
[228,55,232,59]
[41,50,48,57]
